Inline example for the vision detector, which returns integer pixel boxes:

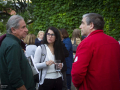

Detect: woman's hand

[46,60,55,66]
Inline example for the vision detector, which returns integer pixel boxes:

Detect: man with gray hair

[71,13,120,90]
[0,15,35,90]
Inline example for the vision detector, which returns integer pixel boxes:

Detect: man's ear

[90,22,94,30]
[11,27,16,33]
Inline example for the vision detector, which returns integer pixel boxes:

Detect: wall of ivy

[0,22,6,36]
[31,0,120,40]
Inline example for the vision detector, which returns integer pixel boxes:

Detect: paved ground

[0,78,76,90]
[71,81,75,90]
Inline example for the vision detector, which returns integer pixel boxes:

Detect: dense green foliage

[0,22,5,32]
[1,0,120,40]
[31,0,120,40]
[0,0,33,35]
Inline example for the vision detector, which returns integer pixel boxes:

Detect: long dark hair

[42,27,64,62]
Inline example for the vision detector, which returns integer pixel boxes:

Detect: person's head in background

[37,31,44,40]
[43,26,64,60]
[24,34,36,45]
[79,13,105,36]
[60,28,69,39]
[71,29,81,40]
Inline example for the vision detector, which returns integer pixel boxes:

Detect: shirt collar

[38,38,41,41]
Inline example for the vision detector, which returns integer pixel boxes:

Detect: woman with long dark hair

[34,27,64,90]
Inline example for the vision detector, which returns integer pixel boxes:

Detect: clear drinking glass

[55,60,61,71]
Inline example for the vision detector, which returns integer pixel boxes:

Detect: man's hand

[17,85,27,90]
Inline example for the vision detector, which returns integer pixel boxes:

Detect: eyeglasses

[47,33,55,37]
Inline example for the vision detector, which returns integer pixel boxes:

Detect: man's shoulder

[5,36,17,42]
[2,37,20,48]
[83,32,118,46]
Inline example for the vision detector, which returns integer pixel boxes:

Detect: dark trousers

[66,74,71,90]
[39,77,62,90]
[62,71,67,90]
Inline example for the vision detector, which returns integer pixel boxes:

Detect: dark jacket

[61,41,69,72]
[63,37,73,74]
[0,34,35,90]
[35,38,42,46]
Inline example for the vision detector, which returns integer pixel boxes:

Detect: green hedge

[28,0,120,40]
[0,22,6,35]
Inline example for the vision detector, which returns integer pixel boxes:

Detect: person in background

[58,30,69,90]
[71,29,81,46]
[23,34,37,57]
[71,13,120,90]
[81,35,86,41]
[0,15,35,90]
[35,31,44,46]
[60,28,73,90]
[71,29,81,58]
[34,27,64,90]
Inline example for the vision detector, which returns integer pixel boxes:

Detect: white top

[45,46,61,78]
[34,44,61,79]
[25,45,37,57]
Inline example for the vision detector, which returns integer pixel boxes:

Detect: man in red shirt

[71,13,120,90]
